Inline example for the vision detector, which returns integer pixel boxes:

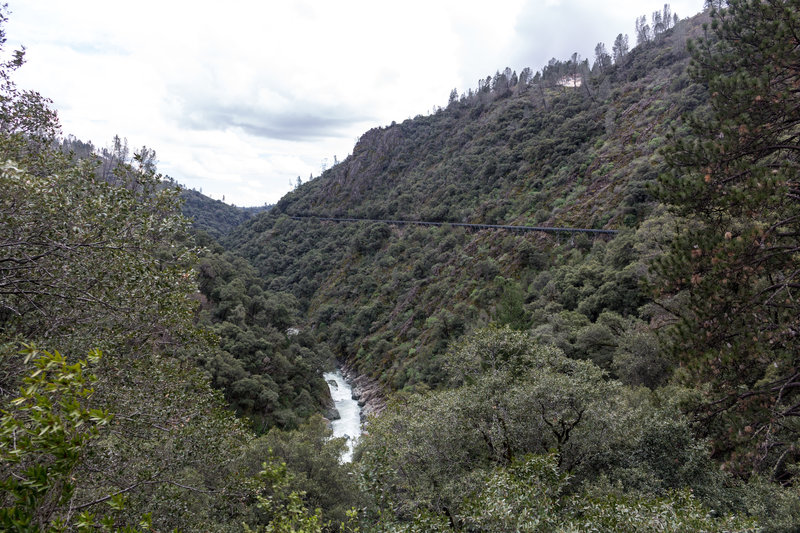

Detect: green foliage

[371,453,756,532]
[740,475,800,533]
[194,243,332,431]
[0,154,200,357]
[9,5,799,531]
[0,344,114,531]
[225,15,708,389]
[0,20,269,528]
[465,454,756,533]
[655,0,800,476]
[230,212,660,390]
[524,223,673,375]
[566,487,756,533]
[460,454,567,532]
[493,279,529,330]
[180,188,267,239]
[612,326,671,388]
[0,5,59,151]
[243,458,323,533]
[248,415,364,527]
[359,328,729,527]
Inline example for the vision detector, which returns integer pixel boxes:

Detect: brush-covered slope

[228,14,708,390]
[58,134,268,239]
[181,188,270,239]
[274,15,706,229]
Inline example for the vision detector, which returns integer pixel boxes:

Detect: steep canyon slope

[227,14,708,391]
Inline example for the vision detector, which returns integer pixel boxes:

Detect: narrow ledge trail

[288,214,619,236]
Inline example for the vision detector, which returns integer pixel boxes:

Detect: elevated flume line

[288,214,618,236]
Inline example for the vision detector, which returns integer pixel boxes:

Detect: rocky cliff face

[342,364,385,420]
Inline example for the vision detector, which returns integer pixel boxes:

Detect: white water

[323,370,362,462]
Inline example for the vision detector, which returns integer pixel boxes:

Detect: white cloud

[6,0,703,206]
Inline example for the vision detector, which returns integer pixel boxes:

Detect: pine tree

[612,33,629,64]
[656,0,800,477]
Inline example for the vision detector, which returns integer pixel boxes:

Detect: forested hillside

[273,12,703,229]
[225,3,800,530]
[182,189,270,240]
[58,133,269,240]
[194,233,335,430]
[0,8,350,529]
[227,12,705,390]
[58,133,270,239]
[2,1,800,531]
[56,128,324,432]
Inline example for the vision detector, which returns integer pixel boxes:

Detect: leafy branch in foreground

[0,344,114,531]
[243,456,323,533]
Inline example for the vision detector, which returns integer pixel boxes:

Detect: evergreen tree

[612,33,629,64]
[635,15,652,44]
[448,88,458,105]
[593,42,612,72]
[656,0,800,477]
[518,67,533,86]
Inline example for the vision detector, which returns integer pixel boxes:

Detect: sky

[6,0,703,206]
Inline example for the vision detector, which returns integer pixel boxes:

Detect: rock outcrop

[341,364,385,420]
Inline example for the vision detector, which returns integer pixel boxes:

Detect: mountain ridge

[225,12,709,390]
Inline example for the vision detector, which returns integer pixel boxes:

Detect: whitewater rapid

[323,370,362,462]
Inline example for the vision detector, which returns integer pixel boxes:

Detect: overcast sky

[7,0,703,206]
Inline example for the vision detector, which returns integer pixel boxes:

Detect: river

[323,370,362,462]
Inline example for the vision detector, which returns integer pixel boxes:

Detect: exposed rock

[341,363,386,420]
[321,376,339,421]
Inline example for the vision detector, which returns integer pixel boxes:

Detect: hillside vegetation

[2,1,800,531]
[227,13,705,391]
[0,10,352,529]
[274,13,704,229]
[225,3,800,529]
[181,188,270,240]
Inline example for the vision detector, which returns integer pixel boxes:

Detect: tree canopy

[656,0,800,477]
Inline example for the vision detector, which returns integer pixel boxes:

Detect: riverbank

[340,364,385,420]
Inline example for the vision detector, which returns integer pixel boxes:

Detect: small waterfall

[323,370,362,462]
